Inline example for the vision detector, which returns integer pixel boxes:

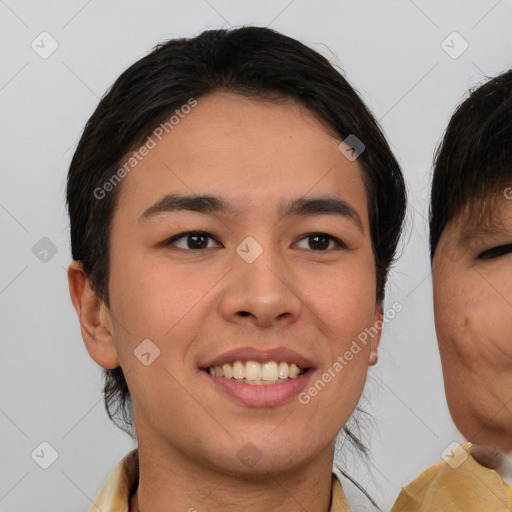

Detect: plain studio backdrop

[1,1,511,510]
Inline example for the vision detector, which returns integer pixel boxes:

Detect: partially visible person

[392,70,512,511]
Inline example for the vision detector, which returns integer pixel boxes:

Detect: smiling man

[67,27,406,512]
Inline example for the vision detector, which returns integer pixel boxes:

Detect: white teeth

[278,361,289,379]
[289,363,300,378]
[245,361,262,380]
[222,363,233,379]
[233,361,245,380]
[261,361,278,381]
[206,360,305,382]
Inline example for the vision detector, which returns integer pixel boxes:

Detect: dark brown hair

[430,69,512,260]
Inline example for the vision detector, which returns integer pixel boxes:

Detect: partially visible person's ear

[67,260,120,369]
[369,302,384,366]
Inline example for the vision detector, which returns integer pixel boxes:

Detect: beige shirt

[89,449,351,512]
[391,442,512,511]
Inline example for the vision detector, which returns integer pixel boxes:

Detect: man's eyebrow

[140,194,236,219]
[140,193,363,231]
[277,196,363,232]
[460,222,510,243]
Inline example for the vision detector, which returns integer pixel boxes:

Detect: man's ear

[369,302,384,366]
[67,260,120,369]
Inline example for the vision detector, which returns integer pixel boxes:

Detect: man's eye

[165,231,222,250]
[477,243,512,260]
[295,233,346,251]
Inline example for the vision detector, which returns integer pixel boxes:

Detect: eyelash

[477,243,512,260]
[164,230,347,251]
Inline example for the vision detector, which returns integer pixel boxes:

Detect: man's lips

[199,346,317,370]
[201,365,315,407]
[198,346,318,406]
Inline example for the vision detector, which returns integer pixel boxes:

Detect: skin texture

[433,196,512,454]
[68,92,382,512]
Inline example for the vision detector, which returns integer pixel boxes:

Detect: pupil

[189,233,207,249]
[310,234,328,250]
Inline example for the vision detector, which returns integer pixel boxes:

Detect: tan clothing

[391,443,512,511]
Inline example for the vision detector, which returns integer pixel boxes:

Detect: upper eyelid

[477,243,512,259]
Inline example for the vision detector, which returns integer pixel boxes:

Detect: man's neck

[130,439,337,512]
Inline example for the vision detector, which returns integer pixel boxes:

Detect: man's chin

[199,445,317,479]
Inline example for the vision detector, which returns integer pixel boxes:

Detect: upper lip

[200,346,316,369]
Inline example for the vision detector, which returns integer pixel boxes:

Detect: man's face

[433,195,512,452]
[104,92,380,474]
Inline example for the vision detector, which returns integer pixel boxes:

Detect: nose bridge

[219,234,302,326]
[236,234,292,299]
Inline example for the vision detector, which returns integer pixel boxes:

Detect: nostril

[238,311,251,317]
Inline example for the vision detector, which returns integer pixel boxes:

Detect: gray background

[1,0,511,510]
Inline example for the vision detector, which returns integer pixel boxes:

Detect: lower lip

[201,369,315,407]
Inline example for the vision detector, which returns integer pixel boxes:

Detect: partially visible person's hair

[66,26,405,509]
[430,69,512,261]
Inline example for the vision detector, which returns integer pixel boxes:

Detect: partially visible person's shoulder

[89,449,139,512]
[391,442,512,512]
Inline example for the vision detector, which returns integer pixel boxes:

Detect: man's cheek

[479,324,512,369]
[463,291,512,365]
[435,291,471,349]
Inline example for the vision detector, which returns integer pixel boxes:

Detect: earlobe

[369,303,384,366]
[67,261,120,369]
